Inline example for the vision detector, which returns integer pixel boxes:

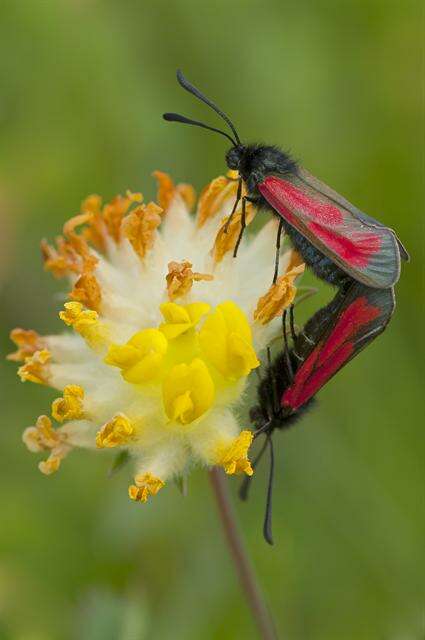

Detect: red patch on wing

[259,176,382,268]
[284,343,354,410]
[282,297,381,410]
[258,180,298,226]
[308,222,382,268]
[260,176,343,225]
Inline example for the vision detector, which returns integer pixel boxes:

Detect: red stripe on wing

[284,343,354,410]
[308,222,382,268]
[267,178,343,225]
[258,176,382,269]
[282,296,381,410]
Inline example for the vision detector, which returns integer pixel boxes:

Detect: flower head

[9,170,304,502]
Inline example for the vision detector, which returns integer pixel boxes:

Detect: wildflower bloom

[9,171,304,503]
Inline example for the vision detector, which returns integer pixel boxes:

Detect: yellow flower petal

[159,302,210,339]
[17,349,51,385]
[51,385,85,423]
[39,455,62,475]
[7,328,45,362]
[217,430,254,476]
[129,472,165,503]
[105,329,168,383]
[96,413,135,448]
[104,343,141,369]
[199,301,259,380]
[163,358,215,426]
[59,301,108,348]
[22,415,59,452]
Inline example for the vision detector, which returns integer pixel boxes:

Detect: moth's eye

[226,149,240,169]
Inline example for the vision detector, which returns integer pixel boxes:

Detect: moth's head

[225,144,247,171]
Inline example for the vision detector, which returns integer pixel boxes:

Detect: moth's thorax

[226,144,297,194]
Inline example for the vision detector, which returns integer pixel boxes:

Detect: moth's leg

[282,309,294,381]
[224,178,242,233]
[300,331,314,346]
[289,303,304,362]
[233,194,247,258]
[266,346,277,417]
[273,218,284,285]
[289,304,297,341]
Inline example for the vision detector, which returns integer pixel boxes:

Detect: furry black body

[249,283,349,438]
[243,305,326,544]
[250,351,315,436]
[245,289,351,544]
[226,143,350,287]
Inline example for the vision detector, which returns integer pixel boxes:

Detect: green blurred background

[0,1,423,639]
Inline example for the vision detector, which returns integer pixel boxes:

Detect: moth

[244,281,394,544]
[163,69,408,289]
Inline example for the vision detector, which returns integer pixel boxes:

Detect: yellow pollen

[102,194,134,243]
[217,430,254,476]
[62,213,98,273]
[59,301,97,328]
[199,301,260,380]
[129,472,165,503]
[69,273,102,312]
[197,175,239,227]
[121,201,163,258]
[176,183,196,211]
[59,302,108,347]
[152,170,175,211]
[7,328,45,362]
[81,193,102,214]
[159,302,210,339]
[96,414,135,448]
[22,415,60,452]
[163,358,215,425]
[254,252,305,325]
[40,232,96,279]
[22,415,71,476]
[212,205,255,263]
[105,328,168,384]
[126,190,144,203]
[166,261,214,301]
[152,171,196,213]
[51,385,85,423]
[39,455,62,476]
[18,349,51,384]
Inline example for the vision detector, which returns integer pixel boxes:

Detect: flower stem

[209,467,278,640]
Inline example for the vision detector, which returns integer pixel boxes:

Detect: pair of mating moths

[164,71,408,543]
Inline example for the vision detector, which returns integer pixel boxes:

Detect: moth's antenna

[163,112,237,146]
[263,436,275,545]
[175,69,241,145]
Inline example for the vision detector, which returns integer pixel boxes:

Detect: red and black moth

[163,70,408,351]
[163,69,408,290]
[244,281,395,544]
[163,71,408,541]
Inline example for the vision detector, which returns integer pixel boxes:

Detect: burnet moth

[244,281,395,544]
[163,70,408,290]
[163,71,408,542]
